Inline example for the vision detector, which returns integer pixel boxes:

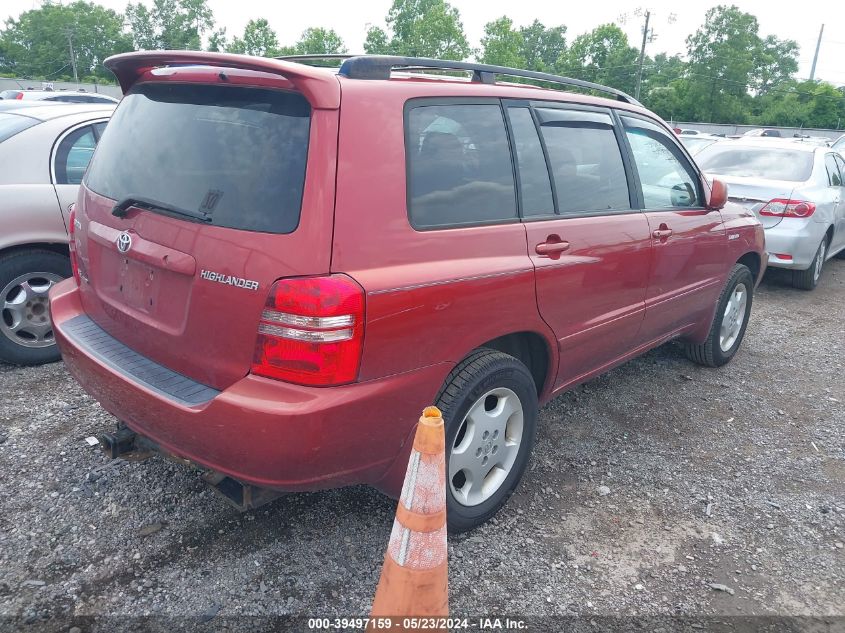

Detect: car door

[828,154,845,254]
[509,102,652,387]
[619,114,727,342]
[51,120,107,231]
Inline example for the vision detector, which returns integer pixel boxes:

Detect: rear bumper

[764,220,826,270]
[50,279,448,495]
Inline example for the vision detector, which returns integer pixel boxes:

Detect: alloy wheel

[449,387,525,507]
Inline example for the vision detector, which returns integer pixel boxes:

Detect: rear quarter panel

[331,80,558,398]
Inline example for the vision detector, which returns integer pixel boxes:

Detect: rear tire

[435,348,538,533]
[0,249,70,366]
[792,237,826,290]
[685,264,754,368]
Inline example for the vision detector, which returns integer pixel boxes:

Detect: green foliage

[518,20,566,73]
[1,0,842,128]
[125,0,214,50]
[366,0,471,60]
[480,17,525,68]
[294,27,347,55]
[228,18,280,56]
[0,0,132,80]
[560,24,639,94]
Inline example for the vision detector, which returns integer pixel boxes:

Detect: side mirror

[706,178,728,210]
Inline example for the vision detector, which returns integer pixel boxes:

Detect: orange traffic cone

[368,406,449,630]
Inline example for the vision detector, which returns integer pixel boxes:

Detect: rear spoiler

[103,51,340,109]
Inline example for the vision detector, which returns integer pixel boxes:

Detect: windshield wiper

[111,196,212,223]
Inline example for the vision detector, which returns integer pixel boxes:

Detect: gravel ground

[1,260,843,632]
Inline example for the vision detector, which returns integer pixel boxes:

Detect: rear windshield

[0,113,39,143]
[85,83,311,234]
[696,145,814,182]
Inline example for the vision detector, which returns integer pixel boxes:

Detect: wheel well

[737,251,761,280]
[476,331,550,396]
[0,242,69,260]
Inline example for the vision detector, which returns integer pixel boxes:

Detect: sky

[5,0,845,86]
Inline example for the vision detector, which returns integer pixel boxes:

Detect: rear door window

[85,83,311,234]
[406,103,516,229]
[55,125,97,185]
[506,107,554,217]
[623,116,701,209]
[535,108,630,215]
[825,154,842,186]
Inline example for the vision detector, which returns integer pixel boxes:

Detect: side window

[535,108,630,215]
[407,103,516,229]
[825,154,842,186]
[623,116,700,209]
[55,125,97,185]
[507,107,554,217]
[834,155,845,185]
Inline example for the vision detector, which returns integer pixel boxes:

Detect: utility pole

[809,24,824,81]
[634,10,651,101]
[66,31,79,87]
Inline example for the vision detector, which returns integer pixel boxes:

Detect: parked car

[0,89,118,104]
[743,128,782,137]
[679,133,723,155]
[0,103,113,364]
[50,52,765,531]
[696,139,845,289]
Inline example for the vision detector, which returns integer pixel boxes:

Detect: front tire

[435,349,538,533]
[685,264,754,367]
[792,237,827,290]
[0,249,70,366]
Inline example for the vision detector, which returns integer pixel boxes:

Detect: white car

[697,139,845,290]
[0,89,118,104]
[0,103,114,364]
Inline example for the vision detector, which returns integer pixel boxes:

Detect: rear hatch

[74,67,338,390]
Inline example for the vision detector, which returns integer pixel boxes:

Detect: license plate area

[117,256,158,313]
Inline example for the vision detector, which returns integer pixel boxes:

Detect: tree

[754,35,799,95]
[294,27,347,55]
[684,5,761,123]
[125,0,215,50]
[207,27,227,52]
[228,18,280,57]
[518,20,566,72]
[561,24,639,93]
[366,0,471,60]
[363,25,391,55]
[1,1,132,80]
[479,17,524,68]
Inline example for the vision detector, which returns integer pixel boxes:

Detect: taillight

[68,204,81,284]
[758,199,816,218]
[14,92,23,100]
[251,274,365,386]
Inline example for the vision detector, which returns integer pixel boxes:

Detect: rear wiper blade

[111,196,212,223]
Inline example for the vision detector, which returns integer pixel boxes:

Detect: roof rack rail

[274,54,355,64]
[336,55,640,105]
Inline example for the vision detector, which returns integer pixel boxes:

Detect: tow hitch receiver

[99,425,139,459]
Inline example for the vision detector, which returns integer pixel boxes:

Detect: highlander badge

[200,269,259,291]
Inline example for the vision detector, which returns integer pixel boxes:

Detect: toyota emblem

[116,232,132,253]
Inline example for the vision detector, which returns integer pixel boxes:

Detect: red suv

[50,52,765,531]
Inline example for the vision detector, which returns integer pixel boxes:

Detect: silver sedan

[0,103,113,364]
[696,139,845,290]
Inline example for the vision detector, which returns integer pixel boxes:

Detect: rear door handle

[535,236,571,258]
[652,228,673,239]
